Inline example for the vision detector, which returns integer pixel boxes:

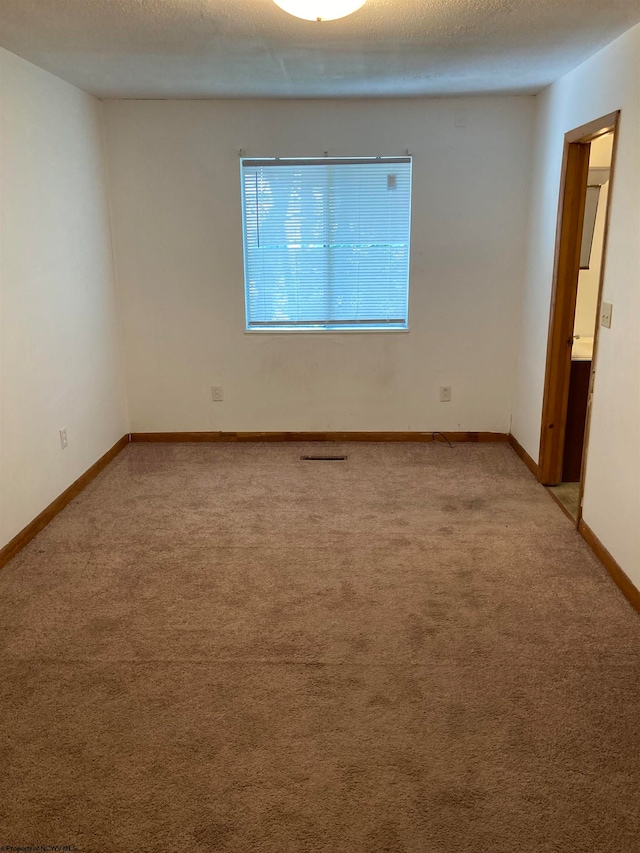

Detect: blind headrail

[242,157,411,168]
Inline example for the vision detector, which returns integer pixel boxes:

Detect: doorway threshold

[546,482,580,522]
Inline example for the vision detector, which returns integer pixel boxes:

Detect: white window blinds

[240,157,412,331]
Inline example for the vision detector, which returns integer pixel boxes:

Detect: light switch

[600,302,613,329]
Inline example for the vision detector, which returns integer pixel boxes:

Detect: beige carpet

[0,442,639,852]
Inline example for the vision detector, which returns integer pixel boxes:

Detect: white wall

[0,49,127,548]
[103,97,534,433]
[511,25,640,584]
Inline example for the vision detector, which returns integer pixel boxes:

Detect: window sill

[244,328,410,335]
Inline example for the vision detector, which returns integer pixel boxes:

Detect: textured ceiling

[0,0,639,98]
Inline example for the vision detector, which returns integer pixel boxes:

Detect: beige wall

[103,96,534,434]
[0,49,127,548]
[511,25,640,585]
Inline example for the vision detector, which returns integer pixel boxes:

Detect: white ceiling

[0,0,638,99]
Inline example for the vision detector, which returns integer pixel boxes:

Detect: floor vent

[301,455,347,461]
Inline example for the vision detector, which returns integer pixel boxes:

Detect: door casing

[538,111,620,524]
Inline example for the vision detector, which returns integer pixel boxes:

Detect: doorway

[538,111,619,523]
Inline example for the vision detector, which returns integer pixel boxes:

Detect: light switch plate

[600,302,613,329]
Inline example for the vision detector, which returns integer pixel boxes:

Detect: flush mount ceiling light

[272,0,366,22]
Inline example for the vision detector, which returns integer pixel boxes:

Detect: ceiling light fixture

[272,0,366,22]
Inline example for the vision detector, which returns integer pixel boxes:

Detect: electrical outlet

[600,302,613,329]
[211,386,224,402]
[439,386,452,403]
[59,428,68,449]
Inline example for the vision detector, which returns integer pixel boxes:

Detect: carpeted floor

[1,442,639,852]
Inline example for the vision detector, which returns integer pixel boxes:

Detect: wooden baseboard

[130,431,509,443]
[508,433,539,478]
[0,434,130,571]
[579,519,640,614]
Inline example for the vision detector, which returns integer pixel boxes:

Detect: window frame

[239,155,413,334]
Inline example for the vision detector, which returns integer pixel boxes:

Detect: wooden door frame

[538,111,620,511]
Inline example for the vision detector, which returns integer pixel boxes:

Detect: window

[240,156,412,331]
